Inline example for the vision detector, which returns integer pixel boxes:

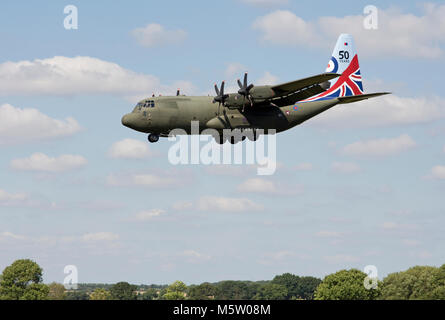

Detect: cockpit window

[134,100,155,112]
[144,100,155,108]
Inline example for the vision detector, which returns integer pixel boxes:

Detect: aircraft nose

[121,113,131,127]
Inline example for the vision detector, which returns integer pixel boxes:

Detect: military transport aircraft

[121,34,389,144]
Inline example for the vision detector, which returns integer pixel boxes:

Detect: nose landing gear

[148,133,160,143]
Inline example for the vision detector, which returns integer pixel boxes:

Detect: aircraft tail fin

[304,34,365,102]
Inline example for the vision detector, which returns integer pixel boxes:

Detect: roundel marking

[293,104,299,111]
[325,57,338,73]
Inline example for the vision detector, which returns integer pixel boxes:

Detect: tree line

[1,259,445,300]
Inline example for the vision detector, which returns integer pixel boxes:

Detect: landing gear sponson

[147,129,259,144]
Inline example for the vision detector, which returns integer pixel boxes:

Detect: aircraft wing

[271,73,340,96]
[337,92,391,104]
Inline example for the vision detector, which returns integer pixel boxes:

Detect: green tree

[48,282,66,300]
[138,288,159,300]
[215,281,250,300]
[162,281,187,300]
[109,282,137,300]
[0,259,49,300]
[271,273,321,300]
[90,288,111,300]
[64,290,89,300]
[272,273,299,299]
[315,269,380,300]
[298,276,322,300]
[380,266,440,300]
[188,282,218,300]
[432,264,445,299]
[254,283,287,300]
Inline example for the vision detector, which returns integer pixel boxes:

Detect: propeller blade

[237,79,243,89]
[220,81,225,96]
[243,72,248,88]
[214,83,220,96]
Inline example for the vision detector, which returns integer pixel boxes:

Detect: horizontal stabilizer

[271,73,340,95]
[337,92,391,104]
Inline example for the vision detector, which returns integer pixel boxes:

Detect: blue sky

[1,0,445,285]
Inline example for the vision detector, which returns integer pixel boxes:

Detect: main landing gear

[215,129,258,144]
[148,133,160,143]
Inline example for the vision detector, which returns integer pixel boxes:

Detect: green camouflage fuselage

[121,96,339,135]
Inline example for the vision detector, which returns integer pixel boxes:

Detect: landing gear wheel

[148,133,160,143]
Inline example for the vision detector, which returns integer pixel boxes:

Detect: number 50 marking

[339,50,349,60]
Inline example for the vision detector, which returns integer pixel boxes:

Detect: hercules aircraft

[121,34,390,143]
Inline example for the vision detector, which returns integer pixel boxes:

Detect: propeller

[213,81,229,116]
[237,72,254,111]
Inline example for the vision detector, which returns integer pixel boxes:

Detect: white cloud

[256,71,279,85]
[0,56,160,96]
[237,178,302,195]
[11,153,87,172]
[294,162,313,171]
[172,201,193,211]
[82,232,119,242]
[197,196,263,212]
[240,0,288,7]
[0,56,194,98]
[0,231,122,255]
[225,62,247,78]
[324,254,359,264]
[79,200,124,211]
[310,95,445,128]
[106,172,186,188]
[0,104,81,144]
[342,134,416,157]
[0,231,26,241]
[237,178,275,193]
[205,164,257,176]
[253,10,319,46]
[132,23,187,47]
[133,209,165,221]
[0,189,29,207]
[402,239,420,247]
[252,5,445,58]
[181,250,211,262]
[109,139,155,159]
[382,222,398,230]
[267,250,296,260]
[316,231,343,238]
[381,221,417,231]
[331,162,361,174]
[430,165,445,179]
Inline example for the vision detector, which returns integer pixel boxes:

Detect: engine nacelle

[249,86,276,100]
